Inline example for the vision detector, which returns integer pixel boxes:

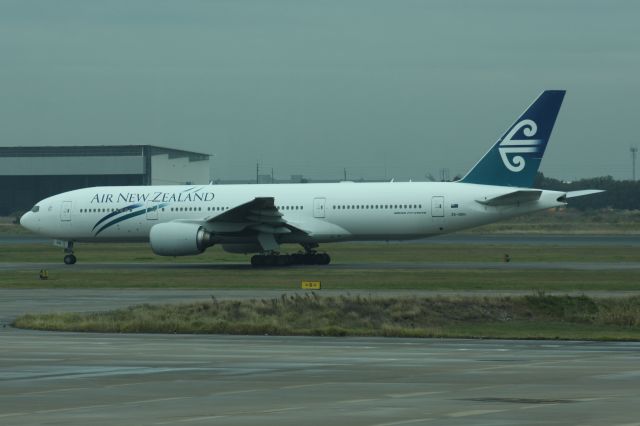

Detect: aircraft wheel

[63,254,77,265]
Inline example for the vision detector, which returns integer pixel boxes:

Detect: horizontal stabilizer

[477,190,542,206]
[564,189,605,199]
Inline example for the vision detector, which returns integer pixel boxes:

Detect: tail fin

[460,90,565,187]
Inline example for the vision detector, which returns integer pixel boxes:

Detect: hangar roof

[0,145,209,161]
[0,145,210,176]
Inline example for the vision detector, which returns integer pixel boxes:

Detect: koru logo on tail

[498,119,542,172]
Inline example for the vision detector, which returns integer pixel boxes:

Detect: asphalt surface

[2,260,640,272]
[2,330,640,425]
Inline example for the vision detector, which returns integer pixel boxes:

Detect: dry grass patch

[13,293,640,340]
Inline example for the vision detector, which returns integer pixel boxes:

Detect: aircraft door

[60,201,72,221]
[431,196,444,217]
[313,198,326,218]
[146,202,159,220]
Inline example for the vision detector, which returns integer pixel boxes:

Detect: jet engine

[149,222,213,256]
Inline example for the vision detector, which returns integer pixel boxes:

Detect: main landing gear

[250,252,331,267]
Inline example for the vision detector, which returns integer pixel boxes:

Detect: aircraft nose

[20,212,32,230]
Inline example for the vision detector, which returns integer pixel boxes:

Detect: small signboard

[301,280,321,290]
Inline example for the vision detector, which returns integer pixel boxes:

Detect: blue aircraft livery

[460,90,565,188]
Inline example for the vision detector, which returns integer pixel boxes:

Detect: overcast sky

[1,0,639,181]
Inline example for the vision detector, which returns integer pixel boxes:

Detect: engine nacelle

[150,222,212,256]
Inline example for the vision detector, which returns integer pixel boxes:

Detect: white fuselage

[20,181,566,245]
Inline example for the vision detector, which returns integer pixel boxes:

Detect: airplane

[20,90,602,267]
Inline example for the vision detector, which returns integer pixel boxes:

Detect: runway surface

[3,260,640,272]
[2,329,640,425]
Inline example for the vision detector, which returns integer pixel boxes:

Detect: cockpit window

[31,205,40,213]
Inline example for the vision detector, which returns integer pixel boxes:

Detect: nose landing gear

[59,241,76,265]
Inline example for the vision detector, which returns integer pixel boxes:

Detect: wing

[204,197,309,250]
[206,197,291,233]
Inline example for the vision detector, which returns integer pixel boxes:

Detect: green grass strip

[13,293,640,341]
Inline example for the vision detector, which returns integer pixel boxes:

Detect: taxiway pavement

[2,260,640,272]
[1,330,640,425]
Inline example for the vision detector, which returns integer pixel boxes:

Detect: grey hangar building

[0,145,211,216]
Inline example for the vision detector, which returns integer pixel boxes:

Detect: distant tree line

[534,173,640,210]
